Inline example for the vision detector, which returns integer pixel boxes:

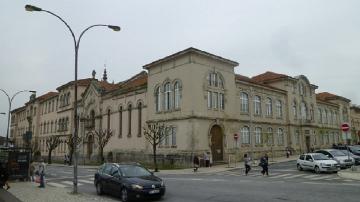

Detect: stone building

[10,47,360,165]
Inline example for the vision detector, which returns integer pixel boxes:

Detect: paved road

[45,162,360,202]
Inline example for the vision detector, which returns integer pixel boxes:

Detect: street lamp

[0,89,36,147]
[0,112,5,115]
[25,4,120,194]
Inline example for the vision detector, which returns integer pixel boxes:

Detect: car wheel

[314,166,321,174]
[297,164,303,171]
[96,182,103,195]
[121,187,129,202]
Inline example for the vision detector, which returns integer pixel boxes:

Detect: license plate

[149,189,160,194]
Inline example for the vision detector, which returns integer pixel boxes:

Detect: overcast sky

[1,0,360,137]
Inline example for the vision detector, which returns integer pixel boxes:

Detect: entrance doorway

[305,136,310,153]
[210,125,223,161]
[87,135,94,159]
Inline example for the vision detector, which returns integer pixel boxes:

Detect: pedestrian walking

[193,155,200,172]
[286,148,290,158]
[244,153,251,175]
[204,152,210,167]
[38,159,46,188]
[259,154,269,176]
[29,161,35,182]
[208,151,213,167]
[0,162,10,190]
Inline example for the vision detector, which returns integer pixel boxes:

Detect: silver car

[297,153,340,173]
[315,149,354,168]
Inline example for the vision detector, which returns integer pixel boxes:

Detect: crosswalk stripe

[268,174,292,179]
[62,181,83,186]
[283,174,307,179]
[303,175,317,179]
[78,179,94,184]
[343,179,353,182]
[47,182,67,188]
[310,176,333,180]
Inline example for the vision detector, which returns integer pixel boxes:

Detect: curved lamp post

[25,4,120,194]
[0,89,36,147]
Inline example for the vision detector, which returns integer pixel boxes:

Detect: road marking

[302,175,317,179]
[163,177,226,182]
[89,177,94,181]
[268,174,292,178]
[62,181,83,186]
[342,179,353,182]
[78,179,94,184]
[283,174,307,179]
[61,171,72,174]
[310,176,333,180]
[47,182,67,188]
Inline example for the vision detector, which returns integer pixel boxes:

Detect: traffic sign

[341,123,350,132]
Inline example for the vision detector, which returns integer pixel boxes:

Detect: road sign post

[341,123,351,161]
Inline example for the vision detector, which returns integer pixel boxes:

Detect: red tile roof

[118,71,148,91]
[36,92,59,101]
[56,78,94,90]
[97,81,119,92]
[316,92,350,103]
[235,74,286,93]
[251,71,289,84]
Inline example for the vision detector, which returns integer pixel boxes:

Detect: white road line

[78,179,94,184]
[47,182,67,188]
[310,176,333,180]
[268,174,292,179]
[89,177,94,181]
[342,179,353,182]
[303,175,317,179]
[62,181,83,186]
[163,177,225,182]
[61,171,72,174]
[247,173,263,177]
[283,174,307,179]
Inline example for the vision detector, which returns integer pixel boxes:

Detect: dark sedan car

[94,163,165,202]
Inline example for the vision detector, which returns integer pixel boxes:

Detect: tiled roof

[143,47,239,69]
[56,78,94,90]
[118,71,148,90]
[36,92,59,101]
[316,92,351,103]
[235,74,286,93]
[97,81,119,92]
[251,71,289,84]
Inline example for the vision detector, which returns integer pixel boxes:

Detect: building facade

[10,48,360,165]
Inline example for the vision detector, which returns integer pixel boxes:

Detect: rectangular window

[212,92,218,109]
[171,127,176,146]
[207,91,212,108]
[219,93,224,110]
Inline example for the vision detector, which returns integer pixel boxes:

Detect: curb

[0,189,22,202]
[338,170,360,181]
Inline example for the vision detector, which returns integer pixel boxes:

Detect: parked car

[94,163,165,202]
[340,150,360,165]
[297,153,340,174]
[315,149,354,168]
[333,145,360,156]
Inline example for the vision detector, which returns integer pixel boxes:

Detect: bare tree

[46,136,61,164]
[66,133,82,165]
[93,129,114,163]
[143,122,170,172]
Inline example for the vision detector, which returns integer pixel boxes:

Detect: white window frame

[254,96,261,115]
[241,127,250,144]
[240,92,249,113]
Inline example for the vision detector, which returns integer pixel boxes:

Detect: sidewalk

[338,166,360,180]
[6,182,117,202]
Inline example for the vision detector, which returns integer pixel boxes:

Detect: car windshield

[312,154,330,160]
[349,146,360,152]
[329,150,347,157]
[120,165,152,177]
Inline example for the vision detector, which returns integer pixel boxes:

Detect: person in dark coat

[193,155,200,172]
[260,154,269,176]
[0,162,10,190]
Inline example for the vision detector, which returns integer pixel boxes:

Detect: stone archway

[210,125,223,161]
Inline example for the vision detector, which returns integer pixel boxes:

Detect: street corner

[338,167,360,181]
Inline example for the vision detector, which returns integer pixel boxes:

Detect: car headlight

[161,180,165,187]
[131,184,143,190]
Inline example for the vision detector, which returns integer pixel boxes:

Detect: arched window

[67,93,71,105]
[164,82,171,111]
[292,101,297,119]
[300,102,307,119]
[174,81,181,109]
[324,110,328,124]
[276,100,282,117]
[318,108,322,123]
[48,102,51,113]
[128,104,132,137]
[65,117,69,131]
[55,120,57,132]
[255,127,262,144]
[277,128,284,145]
[267,128,273,145]
[90,110,95,128]
[218,75,224,89]
[51,121,53,133]
[254,96,261,115]
[240,93,249,113]
[137,102,142,137]
[266,98,272,116]
[107,109,111,131]
[310,105,314,121]
[118,106,123,138]
[241,126,250,144]
[155,86,161,112]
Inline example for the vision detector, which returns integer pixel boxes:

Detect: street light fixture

[0,89,36,147]
[0,112,6,115]
[25,4,120,194]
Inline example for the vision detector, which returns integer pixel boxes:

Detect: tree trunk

[99,147,104,164]
[48,149,52,164]
[153,144,158,172]
[69,149,73,165]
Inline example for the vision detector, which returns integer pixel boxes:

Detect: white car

[316,149,354,168]
[297,153,340,174]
